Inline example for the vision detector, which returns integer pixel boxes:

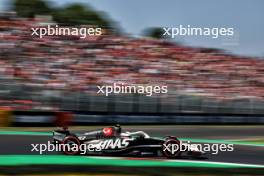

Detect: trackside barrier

[11,111,55,125]
[71,113,264,124]
[10,111,72,126]
[0,110,10,127]
[6,110,264,126]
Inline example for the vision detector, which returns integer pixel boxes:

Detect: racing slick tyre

[162,137,181,158]
[62,135,81,155]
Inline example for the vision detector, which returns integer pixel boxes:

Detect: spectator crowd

[1,13,264,110]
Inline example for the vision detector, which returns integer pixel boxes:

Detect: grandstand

[0,14,264,114]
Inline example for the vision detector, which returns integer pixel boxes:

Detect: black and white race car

[52,125,205,158]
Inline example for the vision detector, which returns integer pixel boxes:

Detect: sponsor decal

[90,138,132,150]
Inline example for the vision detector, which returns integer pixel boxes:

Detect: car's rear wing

[52,129,69,142]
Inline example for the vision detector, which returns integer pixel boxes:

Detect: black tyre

[62,135,80,155]
[162,137,181,158]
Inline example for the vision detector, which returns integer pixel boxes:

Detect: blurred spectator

[0,13,264,110]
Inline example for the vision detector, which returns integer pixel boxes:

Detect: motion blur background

[1,1,264,175]
[0,0,264,115]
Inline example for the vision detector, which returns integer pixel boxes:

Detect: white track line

[86,156,264,168]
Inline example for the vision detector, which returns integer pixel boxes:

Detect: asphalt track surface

[0,126,264,165]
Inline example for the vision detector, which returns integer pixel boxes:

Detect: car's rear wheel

[62,135,80,155]
[162,137,181,158]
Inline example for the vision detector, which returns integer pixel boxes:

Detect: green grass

[0,155,264,168]
[232,139,264,145]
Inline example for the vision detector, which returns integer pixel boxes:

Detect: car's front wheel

[161,137,181,158]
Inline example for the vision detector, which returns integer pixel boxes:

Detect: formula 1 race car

[52,125,205,158]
